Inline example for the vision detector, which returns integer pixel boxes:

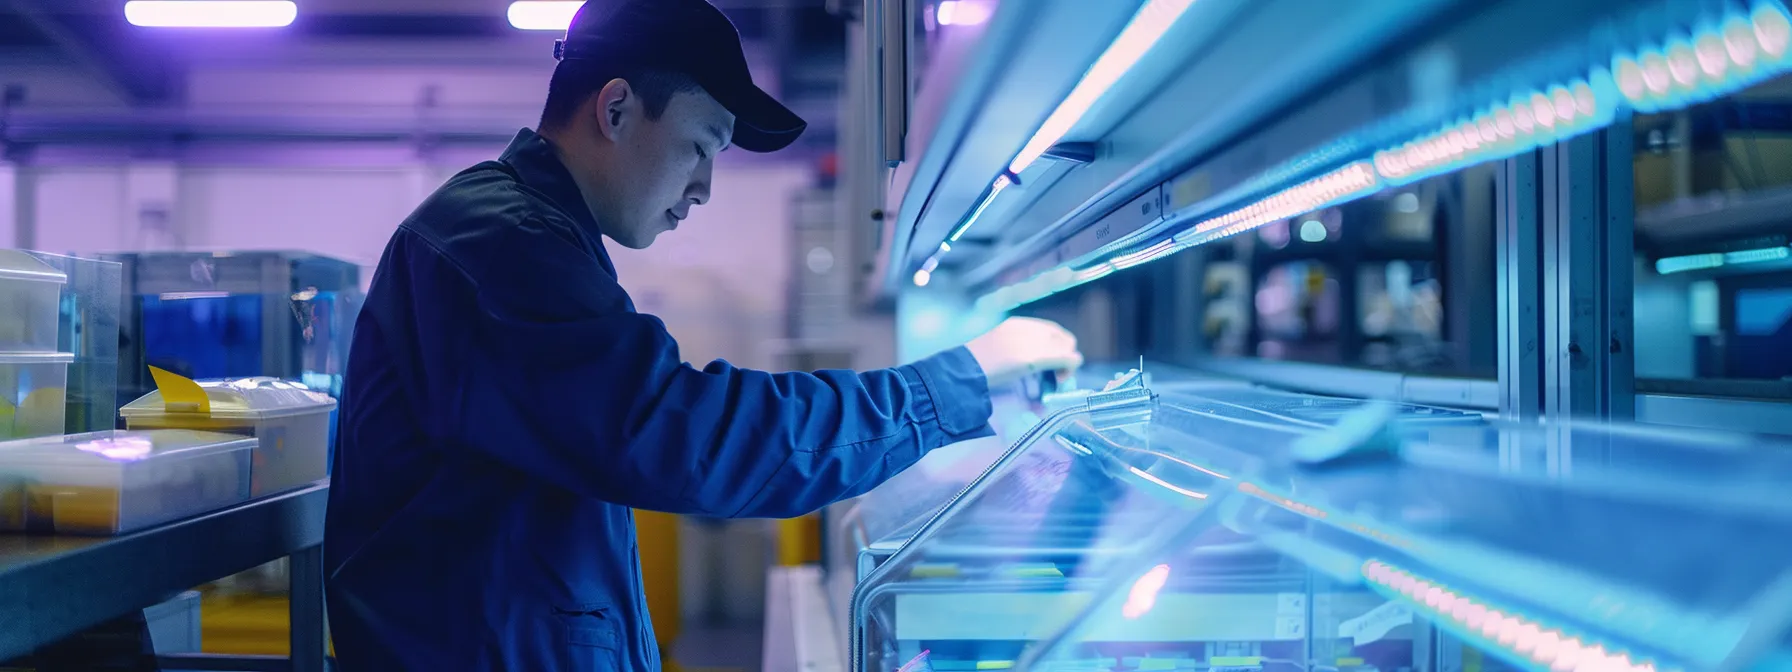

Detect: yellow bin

[120,368,336,498]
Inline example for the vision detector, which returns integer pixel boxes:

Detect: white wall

[32,167,131,253]
[21,154,813,370]
[611,164,812,369]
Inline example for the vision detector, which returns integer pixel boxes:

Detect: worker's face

[587,80,732,249]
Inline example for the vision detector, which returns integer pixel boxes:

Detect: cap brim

[712,83,806,153]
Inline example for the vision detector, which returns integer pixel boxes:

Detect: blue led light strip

[1361,559,1720,672]
[976,162,1381,311]
[969,0,1792,310]
[1615,4,1792,114]
[1656,245,1792,274]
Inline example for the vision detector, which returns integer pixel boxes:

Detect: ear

[593,78,636,142]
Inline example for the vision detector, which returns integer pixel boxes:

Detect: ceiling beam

[2,0,169,104]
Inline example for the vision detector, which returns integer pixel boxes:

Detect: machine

[764,0,1792,670]
[106,251,359,420]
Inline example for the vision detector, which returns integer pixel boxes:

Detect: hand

[964,317,1084,387]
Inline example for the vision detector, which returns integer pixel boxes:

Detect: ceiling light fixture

[124,1,296,28]
[508,1,584,31]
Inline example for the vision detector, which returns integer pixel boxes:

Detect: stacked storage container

[120,371,336,498]
[0,429,255,534]
[0,250,74,440]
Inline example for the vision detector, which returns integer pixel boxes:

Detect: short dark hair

[538,60,704,130]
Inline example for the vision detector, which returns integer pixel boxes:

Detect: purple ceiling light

[507,2,583,31]
[124,1,298,28]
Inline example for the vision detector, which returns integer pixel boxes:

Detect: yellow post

[633,509,682,658]
[776,513,821,566]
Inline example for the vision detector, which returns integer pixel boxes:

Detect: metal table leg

[289,545,326,672]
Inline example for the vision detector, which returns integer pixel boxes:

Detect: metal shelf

[0,482,328,670]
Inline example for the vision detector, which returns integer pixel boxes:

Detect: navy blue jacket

[323,129,995,671]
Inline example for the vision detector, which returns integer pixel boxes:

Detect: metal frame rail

[0,483,329,672]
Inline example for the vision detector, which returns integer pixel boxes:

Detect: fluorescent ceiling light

[1009,0,1198,175]
[927,0,1194,276]
[124,1,296,28]
[509,1,583,31]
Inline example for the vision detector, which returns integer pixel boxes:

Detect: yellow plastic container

[120,369,336,498]
[0,429,253,534]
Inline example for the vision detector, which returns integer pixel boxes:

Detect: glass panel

[853,399,1245,672]
[1013,401,1792,672]
[24,253,122,434]
[1633,71,1792,395]
[853,385,1495,672]
[1200,168,1498,379]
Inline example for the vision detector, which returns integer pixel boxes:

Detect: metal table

[0,482,329,671]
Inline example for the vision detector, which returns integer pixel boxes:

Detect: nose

[685,156,714,206]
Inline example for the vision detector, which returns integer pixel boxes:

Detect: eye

[694,143,709,160]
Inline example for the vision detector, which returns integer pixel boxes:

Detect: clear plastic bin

[0,352,72,441]
[0,250,67,353]
[120,373,336,498]
[0,429,253,535]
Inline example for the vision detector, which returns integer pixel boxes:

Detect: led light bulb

[1448,596,1471,621]
[1755,3,1792,60]
[1512,100,1537,134]
[1641,51,1674,95]
[1551,637,1585,672]
[1514,623,1544,654]
[1532,631,1563,662]
[1696,30,1731,79]
[1727,15,1762,69]
[1498,617,1525,646]
[1464,603,1488,630]
[1458,121,1483,150]
[1572,645,1610,672]
[1572,81,1599,117]
[1476,114,1500,143]
[1551,87,1577,123]
[1615,57,1650,102]
[1494,108,1517,138]
[1482,611,1507,638]
[1531,92,1557,128]
[1667,39,1702,88]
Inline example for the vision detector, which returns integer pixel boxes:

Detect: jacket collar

[498,128,619,278]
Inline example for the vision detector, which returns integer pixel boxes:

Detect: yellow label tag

[975,662,1014,670]
[1337,657,1366,667]
[1210,657,1263,667]
[149,366,211,415]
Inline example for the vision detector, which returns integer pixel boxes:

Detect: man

[322,0,1082,669]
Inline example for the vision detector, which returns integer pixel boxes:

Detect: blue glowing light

[967,0,1792,313]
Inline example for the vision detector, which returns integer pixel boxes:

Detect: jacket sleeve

[448,217,995,518]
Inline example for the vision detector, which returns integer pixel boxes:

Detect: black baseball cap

[555,0,807,153]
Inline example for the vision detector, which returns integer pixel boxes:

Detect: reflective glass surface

[1004,401,1792,672]
[851,384,1494,672]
